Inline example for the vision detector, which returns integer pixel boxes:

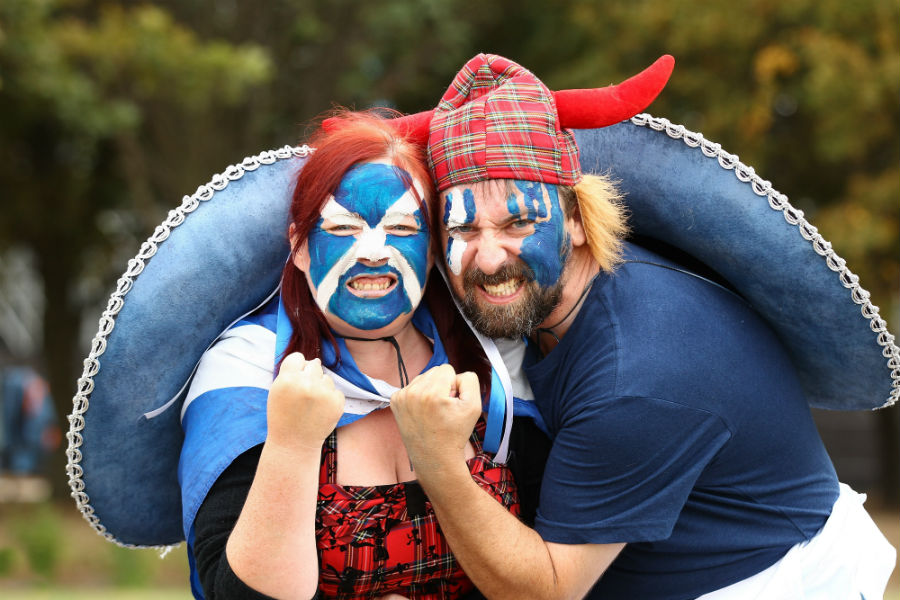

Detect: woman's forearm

[225,439,322,599]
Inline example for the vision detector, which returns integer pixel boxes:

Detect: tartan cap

[427,54,580,191]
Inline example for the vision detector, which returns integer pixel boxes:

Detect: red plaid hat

[427,54,579,191]
[425,54,675,192]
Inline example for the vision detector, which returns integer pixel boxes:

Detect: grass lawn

[0,500,192,595]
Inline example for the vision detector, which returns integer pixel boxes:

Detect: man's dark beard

[459,263,563,338]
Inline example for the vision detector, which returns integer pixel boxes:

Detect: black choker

[341,335,410,388]
[533,271,600,347]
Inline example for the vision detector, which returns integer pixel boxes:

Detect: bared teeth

[350,279,392,291]
[482,279,521,297]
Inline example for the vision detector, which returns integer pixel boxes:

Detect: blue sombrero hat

[66,117,898,549]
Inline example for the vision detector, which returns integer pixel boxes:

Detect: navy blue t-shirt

[524,243,839,600]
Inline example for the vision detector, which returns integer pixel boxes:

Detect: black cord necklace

[341,334,410,388]
[533,271,601,347]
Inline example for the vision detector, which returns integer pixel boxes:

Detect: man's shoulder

[605,242,737,303]
[597,242,760,334]
[589,242,800,403]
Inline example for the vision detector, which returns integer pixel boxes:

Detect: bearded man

[391,54,896,600]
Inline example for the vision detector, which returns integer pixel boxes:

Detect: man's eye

[448,225,473,237]
[511,219,534,229]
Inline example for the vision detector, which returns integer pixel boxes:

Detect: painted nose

[355,227,390,262]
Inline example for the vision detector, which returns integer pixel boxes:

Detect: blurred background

[1,0,897,597]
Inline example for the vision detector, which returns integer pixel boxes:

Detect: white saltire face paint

[442,188,476,276]
[305,162,430,331]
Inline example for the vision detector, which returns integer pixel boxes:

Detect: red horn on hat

[552,55,675,129]
[321,110,434,145]
[384,109,434,145]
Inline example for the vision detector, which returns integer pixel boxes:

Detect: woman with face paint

[187,112,521,600]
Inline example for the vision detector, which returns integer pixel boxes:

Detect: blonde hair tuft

[574,174,629,273]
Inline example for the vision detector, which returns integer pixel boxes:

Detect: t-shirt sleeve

[534,395,732,545]
[192,444,286,600]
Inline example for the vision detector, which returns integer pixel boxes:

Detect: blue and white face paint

[509,180,570,288]
[304,162,430,332]
[442,179,570,287]
[439,178,571,338]
[442,188,476,276]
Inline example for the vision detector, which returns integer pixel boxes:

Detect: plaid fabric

[316,419,520,599]
[428,53,581,192]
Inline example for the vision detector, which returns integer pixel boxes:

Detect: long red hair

[281,111,489,392]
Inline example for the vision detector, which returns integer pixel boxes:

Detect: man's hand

[390,364,481,474]
[391,368,623,600]
[267,352,345,450]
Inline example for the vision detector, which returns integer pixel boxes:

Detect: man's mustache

[462,262,536,288]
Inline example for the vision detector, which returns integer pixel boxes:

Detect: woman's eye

[327,224,359,234]
[388,224,418,234]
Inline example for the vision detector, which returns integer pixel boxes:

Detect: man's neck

[532,247,599,355]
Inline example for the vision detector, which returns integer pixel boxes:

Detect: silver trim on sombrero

[630,113,899,408]
[65,145,313,548]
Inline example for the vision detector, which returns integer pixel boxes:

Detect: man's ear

[566,201,588,247]
[289,224,310,272]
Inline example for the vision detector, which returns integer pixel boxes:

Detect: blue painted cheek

[520,225,565,288]
[519,184,568,288]
[389,231,430,287]
[307,221,355,288]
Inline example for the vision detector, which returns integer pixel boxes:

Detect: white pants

[697,484,896,600]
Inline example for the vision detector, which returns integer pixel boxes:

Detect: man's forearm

[414,460,568,600]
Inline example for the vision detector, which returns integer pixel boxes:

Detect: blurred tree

[137,0,480,145]
[0,0,271,496]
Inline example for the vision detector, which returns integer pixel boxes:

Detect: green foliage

[53,5,270,111]
[0,502,192,592]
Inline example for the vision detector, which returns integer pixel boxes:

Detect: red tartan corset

[315,420,520,600]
